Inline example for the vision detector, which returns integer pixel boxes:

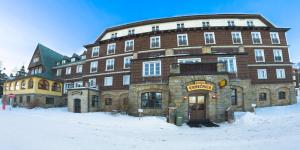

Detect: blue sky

[0,0,299,74]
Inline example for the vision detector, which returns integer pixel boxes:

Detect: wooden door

[188,95,206,121]
[74,99,81,113]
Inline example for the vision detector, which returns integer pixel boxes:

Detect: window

[31,69,34,75]
[123,56,133,69]
[92,46,100,57]
[107,43,116,55]
[278,91,286,100]
[247,20,254,27]
[15,82,20,90]
[89,78,96,88]
[38,79,49,90]
[227,20,235,27]
[255,49,265,62]
[106,59,115,71]
[21,80,26,89]
[19,96,23,103]
[270,32,280,44]
[111,33,117,39]
[177,34,188,46]
[204,32,215,44]
[143,61,161,77]
[92,95,99,107]
[64,83,74,93]
[46,97,54,105]
[273,49,283,62]
[231,32,243,44]
[128,29,135,35]
[259,93,267,101]
[81,55,86,60]
[26,96,30,103]
[38,67,42,74]
[33,57,39,63]
[177,58,201,64]
[125,40,134,52]
[56,69,62,76]
[276,69,286,79]
[231,89,237,105]
[71,58,76,62]
[28,78,33,89]
[177,23,184,29]
[202,21,210,27]
[218,57,237,73]
[123,97,129,105]
[52,82,61,92]
[62,60,66,64]
[66,67,72,75]
[76,65,83,73]
[251,32,262,44]
[104,76,113,86]
[123,75,130,85]
[105,98,112,105]
[141,92,162,108]
[34,68,38,74]
[150,36,160,48]
[152,25,159,31]
[56,62,60,66]
[257,69,267,79]
[74,81,83,88]
[90,61,98,73]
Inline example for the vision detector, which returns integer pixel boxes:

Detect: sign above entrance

[187,81,213,92]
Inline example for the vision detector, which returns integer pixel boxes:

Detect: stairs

[187,120,219,127]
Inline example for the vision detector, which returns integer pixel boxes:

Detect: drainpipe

[87,89,90,112]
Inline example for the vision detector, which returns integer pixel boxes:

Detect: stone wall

[100,90,129,112]
[67,88,100,113]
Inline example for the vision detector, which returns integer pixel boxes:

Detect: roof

[93,14,278,43]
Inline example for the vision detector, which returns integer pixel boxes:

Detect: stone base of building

[67,88,100,113]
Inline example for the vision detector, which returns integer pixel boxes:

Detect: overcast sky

[0,0,299,74]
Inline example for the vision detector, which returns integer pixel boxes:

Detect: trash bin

[176,116,183,126]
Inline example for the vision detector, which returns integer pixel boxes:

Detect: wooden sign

[71,91,82,95]
[218,79,227,88]
[187,81,213,92]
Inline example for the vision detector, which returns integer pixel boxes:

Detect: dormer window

[128,29,135,35]
[62,60,66,64]
[202,21,210,27]
[152,25,159,31]
[81,55,86,60]
[227,20,235,27]
[111,33,117,39]
[177,23,184,29]
[247,20,254,27]
[56,62,60,66]
[71,58,76,62]
[33,57,39,63]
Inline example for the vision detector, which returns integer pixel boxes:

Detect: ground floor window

[46,97,54,104]
[231,89,237,105]
[259,93,267,101]
[92,95,99,107]
[141,92,162,108]
[279,91,286,100]
[26,96,31,103]
[105,98,112,105]
[19,96,23,103]
[123,97,128,105]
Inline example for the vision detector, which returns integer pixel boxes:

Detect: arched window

[278,91,286,100]
[28,78,34,89]
[51,82,61,92]
[10,82,14,91]
[21,80,26,89]
[15,82,20,90]
[38,79,49,90]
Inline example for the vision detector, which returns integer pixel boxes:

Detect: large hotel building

[3,14,297,123]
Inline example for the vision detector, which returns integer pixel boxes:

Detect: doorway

[188,94,206,122]
[74,99,81,113]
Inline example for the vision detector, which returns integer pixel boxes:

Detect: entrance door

[74,99,81,113]
[188,95,206,122]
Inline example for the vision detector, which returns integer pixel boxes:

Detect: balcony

[170,62,227,76]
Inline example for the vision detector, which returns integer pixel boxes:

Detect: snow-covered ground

[0,97,300,150]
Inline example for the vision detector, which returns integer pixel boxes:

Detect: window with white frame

[177,23,184,29]
[56,69,62,76]
[152,25,159,31]
[64,83,74,93]
[88,78,96,88]
[231,32,243,44]
[123,75,130,85]
[90,61,98,73]
[74,81,83,88]
[273,49,283,62]
[204,32,215,44]
[124,56,133,69]
[254,49,265,62]
[177,58,201,64]
[92,46,100,57]
[128,29,135,35]
[276,69,286,79]
[34,68,38,74]
[66,67,71,75]
[38,67,42,74]
[150,36,160,48]
[251,32,262,44]
[125,40,134,52]
[76,65,82,73]
[111,33,117,39]
[71,58,76,62]
[143,61,161,77]
[227,20,235,26]
[107,43,116,55]
[33,57,39,63]
[81,55,86,60]
[202,21,210,27]
[104,76,113,86]
[106,59,115,71]
[270,32,280,44]
[218,57,237,73]
[257,69,267,79]
[177,34,188,46]
[247,20,254,27]
[62,60,66,64]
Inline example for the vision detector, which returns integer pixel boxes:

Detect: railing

[170,62,227,75]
